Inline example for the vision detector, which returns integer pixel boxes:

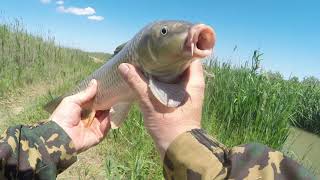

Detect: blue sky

[1,0,319,79]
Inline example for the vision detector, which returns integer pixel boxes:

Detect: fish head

[137,20,216,82]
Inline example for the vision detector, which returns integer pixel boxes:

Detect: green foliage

[0,21,102,98]
[292,78,320,134]
[1,19,319,179]
[104,106,162,179]
[202,60,299,149]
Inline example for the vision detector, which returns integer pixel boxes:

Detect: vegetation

[88,51,112,61]
[0,20,319,179]
[203,55,299,148]
[292,77,320,134]
[0,20,106,99]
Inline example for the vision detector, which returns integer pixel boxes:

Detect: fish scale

[73,42,139,110]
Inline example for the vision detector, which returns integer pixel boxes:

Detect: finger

[71,79,97,106]
[118,63,149,100]
[88,110,110,139]
[99,116,111,136]
[183,60,205,89]
[96,110,111,136]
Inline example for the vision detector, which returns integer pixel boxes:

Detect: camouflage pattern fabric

[163,129,316,180]
[0,122,316,180]
[0,121,77,180]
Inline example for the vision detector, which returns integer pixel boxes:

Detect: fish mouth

[185,24,216,58]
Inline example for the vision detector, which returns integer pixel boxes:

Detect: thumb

[70,79,97,106]
[118,63,148,100]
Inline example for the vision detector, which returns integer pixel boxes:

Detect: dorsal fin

[113,42,127,56]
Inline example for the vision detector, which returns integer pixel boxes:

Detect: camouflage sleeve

[163,129,316,180]
[0,121,77,179]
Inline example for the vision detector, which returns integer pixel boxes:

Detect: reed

[1,20,319,179]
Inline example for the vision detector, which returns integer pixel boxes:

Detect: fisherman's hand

[119,60,204,158]
[50,79,111,153]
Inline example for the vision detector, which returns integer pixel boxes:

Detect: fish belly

[73,52,137,128]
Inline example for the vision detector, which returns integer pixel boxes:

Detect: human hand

[118,60,204,158]
[50,79,111,153]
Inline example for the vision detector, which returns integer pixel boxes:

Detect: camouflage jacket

[163,129,316,180]
[0,121,77,180]
[0,122,316,180]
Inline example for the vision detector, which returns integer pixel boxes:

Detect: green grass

[104,106,162,179]
[292,78,320,134]
[1,20,319,179]
[202,58,299,148]
[0,19,104,99]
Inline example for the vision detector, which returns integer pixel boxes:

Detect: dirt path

[0,55,103,127]
[89,56,104,63]
[58,144,107,179]
[0,82,55,131]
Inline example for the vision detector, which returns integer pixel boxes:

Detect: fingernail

[119,64,129,75]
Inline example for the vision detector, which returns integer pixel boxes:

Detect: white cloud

[40,0,51,4]
[57,6,96,16]
[55,4,104,21]
[56,0,64,5]
[88,15,104,21]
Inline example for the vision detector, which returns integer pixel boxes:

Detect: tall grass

[1,19,319,179]
[292,78,320,134]
[0,19,102,98]
[202,55,300,148]
[104,106,162,179]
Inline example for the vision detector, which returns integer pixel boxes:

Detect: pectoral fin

[148,76,187,108]
[110,102,133,129]
[82,109,96,127]
[45,94,97,128]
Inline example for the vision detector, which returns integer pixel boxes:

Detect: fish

[45,20,216,129]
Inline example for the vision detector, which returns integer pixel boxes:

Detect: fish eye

[160,26,168,35]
